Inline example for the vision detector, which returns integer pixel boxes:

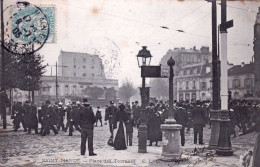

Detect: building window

[74,73,76,76]
[91,66,94,69]
[65,85,69,94]
[83,73,86,77]
[74,65,76,68]
[191,93,196,102]
[186,81,189,90]
[184,70,187,76]
[234,91,239,99]
[185,93,190,102]
[73,85,76,88]
[193,81,196,89]
[187,69,190,75]
[83,65,86,69]
[233,79,241,89]
[179,82,182,90]
[83,58,86,62]
[201,82,207,90]
[179,93,183,102]
[244,78,252,88]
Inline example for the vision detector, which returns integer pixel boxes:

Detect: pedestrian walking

[125,111,134,146]
[95,106,102,127]
[80,98,97,156]
[147,103,162,146]
[174,103,188,146]
[192,101,206,145]
[113,103,128,150]
[27,103,38,134]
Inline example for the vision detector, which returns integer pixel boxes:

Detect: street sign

[141,66,161,78]
[161,65,169,78]
[220,19,234,30]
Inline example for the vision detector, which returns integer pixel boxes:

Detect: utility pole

[208,0,220,150]
[56,61,58,101]
[1,0,7,129]
[47,62,67,102]
[211,0,220,110]
[216,0,233,156]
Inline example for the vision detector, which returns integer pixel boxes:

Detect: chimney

[241,62,245,67]
[181,47,185,50]
[193,46,196,50]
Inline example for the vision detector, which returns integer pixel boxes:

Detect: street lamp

[160,56,182,161]
[136,46,152,153]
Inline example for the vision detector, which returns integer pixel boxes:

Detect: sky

[2,0,260,87]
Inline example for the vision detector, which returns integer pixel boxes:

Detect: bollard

[160,119,182,161]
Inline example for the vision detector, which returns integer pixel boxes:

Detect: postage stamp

[11,6,55,43]
[2,1,55,55]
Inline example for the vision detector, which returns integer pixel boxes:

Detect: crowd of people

[9,97,260,155]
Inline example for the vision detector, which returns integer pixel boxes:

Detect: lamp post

[136,46,152,153]
[160,56,182,161]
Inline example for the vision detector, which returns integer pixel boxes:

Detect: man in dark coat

[106,101,117,138]
[192,101,206,145]
[13,102,27,132]
[133,101,141,128]
[174,104,188,146]
[80,99,96,156]
[95,106,102,127]
[42,100,58,136]
[68,102,81,136]
[147,103,162,146]
[57,102,65,131]
[27,103,38,134]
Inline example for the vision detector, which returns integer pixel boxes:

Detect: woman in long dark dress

[113,104,128,150]
[147,103,162,146]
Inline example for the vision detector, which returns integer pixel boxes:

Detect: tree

[104,87,117,101]
[17,53,46,102]
[149,78,168,100]
[84,86,104,99]
[118,79,136,103]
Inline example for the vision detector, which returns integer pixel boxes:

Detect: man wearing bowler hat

[80,98,97,156]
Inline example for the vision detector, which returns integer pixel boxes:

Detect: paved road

[0,109,258,167]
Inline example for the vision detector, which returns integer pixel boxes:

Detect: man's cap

[76,101,81,105]
[110,101,114,104]
[97,106,100,108]
[58,102,63,105]
[72,101,76,105]
[45,100,51,104]
[135,101,138,103]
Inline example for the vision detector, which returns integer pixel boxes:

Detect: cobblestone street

[1,114,258,167]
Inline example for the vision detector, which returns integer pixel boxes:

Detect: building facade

[175,62,255,102]
[58,51,105,78]
[34,51,118,105]
[152,46,212,100]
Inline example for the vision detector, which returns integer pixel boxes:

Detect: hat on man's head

[149,102,155,107]
[76,101,81,105]
[110,101,114,105]
[135,101,138,104]
[45,100,51,104]
[97,106,100,109]
[72,101,76,105]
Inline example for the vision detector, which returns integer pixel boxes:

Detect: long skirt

[114,121,127,150]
